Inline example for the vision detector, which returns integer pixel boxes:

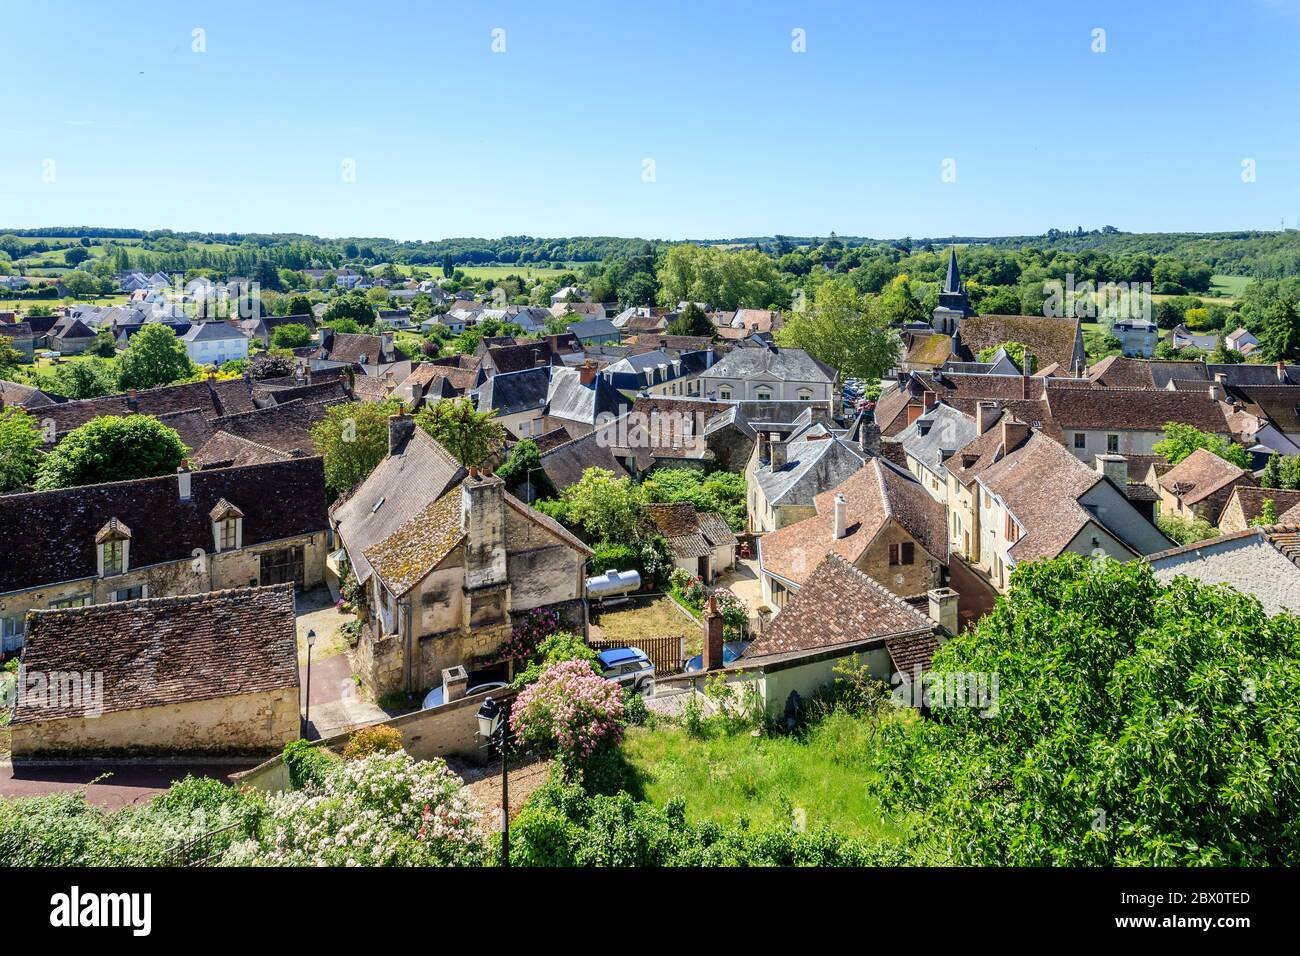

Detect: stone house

[746,411,866,533]
[0,458,330,651]
[1217,486,1300,534]
[758,457,946,610]
[696,344,837,404]
[9,586,299,758]
[945,414,1170,593]
[1155,448,1257,525]
[889,402,978,504]
[641,502,737,583]
[331,413,593,697]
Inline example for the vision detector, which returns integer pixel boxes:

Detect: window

[220,518,239,550]
[1,615,23,652]
[1004,513,1020,542]
[797,388,813,401]
[49,595,91,610]
[113,585,144,602]
[889,542,916,565]
[1106,434,1120,453]
[754,387,772,401]
[717,386,732,400]
[102,539,124,575]
[1074,433,1086,449]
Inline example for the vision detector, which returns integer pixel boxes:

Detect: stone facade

[9,687,299,758]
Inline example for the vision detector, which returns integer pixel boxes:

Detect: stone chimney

[1000,417,1030,451]
[833,492,848,540]
[579,360,598,386]
[922,390,937,411]
[927,587,959,635]
[858,420,880,456]
[388,409,416,455]
[1095,453,1127,490]
[1208,381,1224,403]
[975,401,999,435]
[769,437,788,470]
[703,594,726,671]
[441,665,469,704]
[461,472,507,590]
[177,463,191,502]
[1021,374,1031,399]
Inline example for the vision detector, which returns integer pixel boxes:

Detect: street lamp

[304,628,316,738]
[525,466,546,504]
[476,696,514,867]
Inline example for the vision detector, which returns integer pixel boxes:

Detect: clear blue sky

[2,0,1299,241]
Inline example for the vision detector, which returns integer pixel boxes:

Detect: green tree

[0,406,41,492]
[321,292,377,328]
[1257,298,1300,362]
[0,342,25,377]
[667,302,714,338]
[495,438,555,501]
[558,467,642,541]
[873,554,1300,865]
[1250,498,1279,527]
[875,274,927,326]
[1261,453,1282,489]
[977,340,1037,373]
[309,400,402,498]
[414,398,506,469]
[1152,421,1251,469]
[34,415,189,489]
[271,323,312,349]
[286,294,314,316]
[776,276,898,382]
[91,328,118,358]
[115,324,196,391]
[40,357,116,399]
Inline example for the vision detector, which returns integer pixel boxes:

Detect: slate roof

[567,318,619,340]
[322,332,390,365]
[182,321,248,342]
[1146,524,1300,569]
[329,428,466,584]
[892,403,978,475]
[545,366,630,427]
[738,553,934,667]
[477,366,550,417]
[0,457,329,594]
[753,423,866,507]
[1232,385,1300,433]
[760,458,947,587]
[192,431,290,468]
[1156,448,1255,505]
[13,586,298,723]
[484,342,558,375]
[0,378,55,409]
[640,502,732,561]
[538,416,653,488]
[698,345,835,385]
[204,398,326,458]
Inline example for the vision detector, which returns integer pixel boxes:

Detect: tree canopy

[0,406,41,492]
[309,400,402,498]
[1152,421,1252,469]
[34,415,189,490]
[115,324,196,391]
[775,276,898,382]
[414,399,506,469]
[873,554,1300,865]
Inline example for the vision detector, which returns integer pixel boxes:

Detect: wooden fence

[588,635,685,676]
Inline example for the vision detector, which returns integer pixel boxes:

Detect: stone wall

[856,520,942,598]
[9,687,299,758]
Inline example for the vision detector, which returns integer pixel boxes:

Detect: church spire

[943,245,962,294]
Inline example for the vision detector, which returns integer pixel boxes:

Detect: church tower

[932,245,974,334]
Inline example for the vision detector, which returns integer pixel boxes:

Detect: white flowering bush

[221,752,484,867]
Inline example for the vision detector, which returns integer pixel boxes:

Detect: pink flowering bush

[510,659,625,768]
[711,588,749,633]
[490,607,562,664]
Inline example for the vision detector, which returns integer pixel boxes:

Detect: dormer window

[754,387,772,401]
[95,518,131,577]
[209,499,245,552]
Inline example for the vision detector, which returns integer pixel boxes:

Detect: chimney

[1021,374,1030,399]
[703,594,726,671]
[441,665,469,704]
[975,401,998,435]
[1000,417,1030,451]
[927,587,959,635]
[388,408,416,455]
[922,390,937,411]
[1278,361,1288,384]
[176,463,191,502]
[1095,453,1127,490]
[1208,382,1224,403]
[832,492,848,540]
[461,472,507,590]
[769,437,788,470]
[579,360,598,386]
[858,420,880,456]
[320,326,334,353]
[757,432,770,464]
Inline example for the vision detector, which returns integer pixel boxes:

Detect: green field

[0,294,127,312]
[620,710,908,839]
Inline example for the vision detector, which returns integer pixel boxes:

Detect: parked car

[683,640,750,673]
[422,680,508,710]
[597,647,656,695]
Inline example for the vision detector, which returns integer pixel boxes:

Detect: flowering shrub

[712,588,749,633]
[680,575,708,610]
[511,660,625,768]
[221,752,484,867]
[508,630,599,690]
[341,724,404,759]
[491,607,562,664]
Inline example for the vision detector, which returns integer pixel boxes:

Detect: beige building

[642,502,737,583]
[0,457,330,653]
[9,586,300,758]
[746,412,866,534]
[332,414,593,697]
[1155,448,1256,525]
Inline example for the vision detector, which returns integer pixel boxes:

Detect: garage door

[260,546,305,588]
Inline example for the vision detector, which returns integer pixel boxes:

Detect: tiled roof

[205,398,326,458]
[1225,486,1300,525]
[903,331,955,367]
[537,417,652,488]
[760,458,946,586]
[696,510,737,548]
[400,362,475,395]
[1044,382,1230,432]
[37,377,257,440]
[0,379,54,409]
[1156,448,1254,505]
[365,489,465,595]
[13,586,298,723]
[0,457,329,594]
[959,314,1082,371]
[330,427,466,584]
[323,332,390,366]
[485,342,557,375]
[885,630,943,677]
[739,553,934,666]
[192,431,289,468]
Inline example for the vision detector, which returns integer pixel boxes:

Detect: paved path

[0,762,255,808]
[301,652,389,740]
[715,557,766,615]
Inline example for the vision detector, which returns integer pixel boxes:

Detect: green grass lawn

[1210,274,1252,298]
[620,710,910,839]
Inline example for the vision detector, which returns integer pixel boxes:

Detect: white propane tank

[586,569,641,598]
